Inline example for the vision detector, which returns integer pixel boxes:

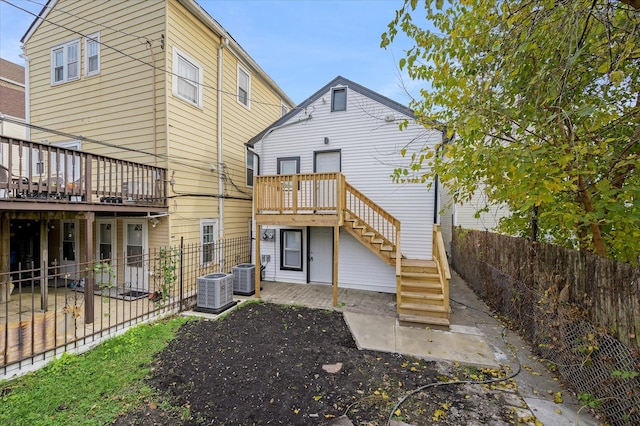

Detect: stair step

[380,245,393,252]
[398,314,450,327]
[398,302,447,313]
[400,271,440,280]
[400,280,441,291]
[401,291,444,301]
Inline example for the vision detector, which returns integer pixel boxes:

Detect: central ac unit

[232,263,255,295]
[195,273,235,313]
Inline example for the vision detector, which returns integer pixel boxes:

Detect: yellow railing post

[433,224,451,315]
[395,220,402,306]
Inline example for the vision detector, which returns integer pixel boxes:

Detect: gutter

[19,49,30,140]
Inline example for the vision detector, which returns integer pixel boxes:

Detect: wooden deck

[254,173,451,326]
[0,136,168,212]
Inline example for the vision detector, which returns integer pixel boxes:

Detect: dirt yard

[114,302,526,425]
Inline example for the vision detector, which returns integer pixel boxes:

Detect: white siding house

[440,183,510,257]
[249,76,442,294]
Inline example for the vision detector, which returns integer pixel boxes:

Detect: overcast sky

[0,0,422,106]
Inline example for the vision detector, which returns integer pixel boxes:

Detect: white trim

[200,219,218,266]
[50,39,80,85]
[172,46,203,108]
[84,32,100,77]
[237,63,251,109]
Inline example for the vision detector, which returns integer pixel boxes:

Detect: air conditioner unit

[232,263,255,295]
[195,273,236,313]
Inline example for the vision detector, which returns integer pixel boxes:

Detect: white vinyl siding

[237,64,251,108]
[172,47,203,107]
[254,84,441,294]
[51,39,80,84]
[85,32,100,76]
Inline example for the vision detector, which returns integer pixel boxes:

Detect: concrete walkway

[188,272,601,426]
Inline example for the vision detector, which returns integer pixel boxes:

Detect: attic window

[331,87,346,112]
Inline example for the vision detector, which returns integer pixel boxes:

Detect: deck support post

[40,220,48,311]
[84,212,95,324]
[0,213,9,284]
[332,224,339,306]
[255,220,261,299]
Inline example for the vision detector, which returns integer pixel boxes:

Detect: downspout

[217,37,229,238]
[19,47,30,140]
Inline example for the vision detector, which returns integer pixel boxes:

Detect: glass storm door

[123,220,148,291]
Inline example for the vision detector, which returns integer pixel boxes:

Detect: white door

[309,227,333,284]
[123,220,148,291]
[314,151,341,209]
[51,141,81,189]
[60,220,79,281]
[96,219,117,288]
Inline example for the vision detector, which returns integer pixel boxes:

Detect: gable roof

[247,76,416,147]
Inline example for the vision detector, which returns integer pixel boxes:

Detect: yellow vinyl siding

[165,0,221,245]
[23,0,292,248]
[26,0,167,166]
[223,199,252,237]
[220,51,283,198]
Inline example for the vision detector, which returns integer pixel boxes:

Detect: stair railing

[432,224,451,315]
[344,181,401,281]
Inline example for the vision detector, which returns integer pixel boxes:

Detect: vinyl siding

[255,85,439,260]
[26,0,167,166]
[259,226,397,293]
[24,0,290,250]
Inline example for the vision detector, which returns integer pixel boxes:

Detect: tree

[382,0,640,263]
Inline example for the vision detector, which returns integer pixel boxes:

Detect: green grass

[0,315,195,426]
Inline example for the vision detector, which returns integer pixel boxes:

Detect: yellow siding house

[19,0,292,276]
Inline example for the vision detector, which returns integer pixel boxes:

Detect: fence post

[179,237,184,309]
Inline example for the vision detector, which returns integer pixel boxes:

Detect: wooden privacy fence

[1,236,251,372]
[451,228,640,425]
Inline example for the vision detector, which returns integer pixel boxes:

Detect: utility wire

[0,115,210,170]
[3,0,298,112]
[24,0,158,45]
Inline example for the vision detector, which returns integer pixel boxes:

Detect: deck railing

[344,182,401,278]
[0,136,167,206]
[255,172,345,213]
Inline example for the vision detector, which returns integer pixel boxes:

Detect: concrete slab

[396,326,499,368]
[344,311,499,368]
[343,311,396,353]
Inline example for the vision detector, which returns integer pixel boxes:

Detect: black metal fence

[1,236,251,376]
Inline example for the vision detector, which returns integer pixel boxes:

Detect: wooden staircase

[343,184,451,326]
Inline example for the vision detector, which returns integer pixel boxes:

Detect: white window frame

[51,39,80,85]
[85,32,101,76]
[172,47,203,108]
[201,219,218,266]
[237,64,251,109]
[246,150,257,187]
[331,86,347,112]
